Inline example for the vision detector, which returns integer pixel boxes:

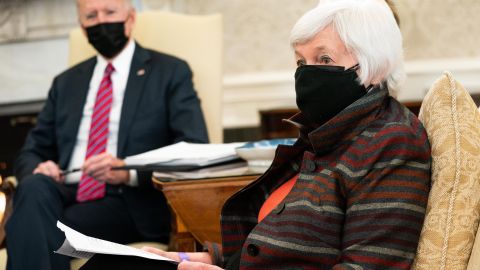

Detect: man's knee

[7,174,67,230]
[14,174,59,205]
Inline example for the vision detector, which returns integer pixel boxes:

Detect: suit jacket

[14,43,209,241]
[206,87,431,269]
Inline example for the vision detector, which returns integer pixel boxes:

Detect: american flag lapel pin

[137,68,146,76]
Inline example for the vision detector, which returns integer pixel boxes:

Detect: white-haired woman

[145,0,431,269]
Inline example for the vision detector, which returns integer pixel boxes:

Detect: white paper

[55,221,174,262]
[124,141,245,166]
[153,161,249,180]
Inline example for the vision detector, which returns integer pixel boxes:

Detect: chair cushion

[467,226,480,270]
[412,72,480,269]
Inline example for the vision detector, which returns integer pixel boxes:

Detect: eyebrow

[295,45,335,58]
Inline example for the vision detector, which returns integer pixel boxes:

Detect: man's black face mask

[294,64,367,126]
[85,21,129,59]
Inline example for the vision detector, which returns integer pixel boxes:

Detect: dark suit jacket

[14,43,209,241]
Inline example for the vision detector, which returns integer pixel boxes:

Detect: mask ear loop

[346,63,360,71]
[347,64,374,92]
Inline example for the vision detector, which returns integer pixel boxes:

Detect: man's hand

[33,160,64,183]
[82,153,129,185]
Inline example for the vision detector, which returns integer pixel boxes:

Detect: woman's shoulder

[372,96,424,132]
[360,97,430,152]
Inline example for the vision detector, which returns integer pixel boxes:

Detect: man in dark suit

[5,0,208,269]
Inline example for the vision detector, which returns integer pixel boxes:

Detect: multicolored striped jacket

[206,87,431,269]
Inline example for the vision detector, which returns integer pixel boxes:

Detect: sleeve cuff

[203,241,224,267]
[126,169,139,187]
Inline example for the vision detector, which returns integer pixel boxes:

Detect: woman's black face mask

[84,21,129,59]
[294,64,367,126]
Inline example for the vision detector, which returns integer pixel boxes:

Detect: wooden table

[153,174,259,251]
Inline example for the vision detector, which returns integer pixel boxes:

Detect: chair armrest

[0,176,17,248]
[0,176,17,196]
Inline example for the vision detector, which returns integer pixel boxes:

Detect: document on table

[124,141,245,168]
[153,160,250,180]
[55,221,176,263]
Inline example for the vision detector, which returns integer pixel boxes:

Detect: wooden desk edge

[152,174,261,191]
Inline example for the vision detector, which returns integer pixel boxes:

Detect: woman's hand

[141,247,180,261]
[141,247,213,264]
[178,261,224,270]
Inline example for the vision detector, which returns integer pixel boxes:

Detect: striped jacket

[206,87,431,269]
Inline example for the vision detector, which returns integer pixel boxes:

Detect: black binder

[80,254,178,270]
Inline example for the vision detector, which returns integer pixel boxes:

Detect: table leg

[168,207,201,252]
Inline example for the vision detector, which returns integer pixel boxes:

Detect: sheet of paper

[153,161,250,180]
[124,141,244,166]
[55,221,175,262]
[55,239,94,259]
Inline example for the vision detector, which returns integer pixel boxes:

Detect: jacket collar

[61,58,96,169]
[286,86,389,155]
[62,42,151,164]
[117,42,151,157]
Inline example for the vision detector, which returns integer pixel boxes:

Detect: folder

[153,160,250,180]
[80,254,178,270]
[122,141,245,171]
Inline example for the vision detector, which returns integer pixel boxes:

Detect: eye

[85,12,97,20]
[318,55,334,65]
[296,59,306,67]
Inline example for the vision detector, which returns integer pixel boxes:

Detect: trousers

[5,174,147,270]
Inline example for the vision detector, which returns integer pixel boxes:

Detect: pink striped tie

[76,63,115,202]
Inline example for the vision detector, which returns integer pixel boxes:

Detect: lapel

[61,58,96,168]
[117,43,151,157]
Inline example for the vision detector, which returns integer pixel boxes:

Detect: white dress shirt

[65,40,138,186]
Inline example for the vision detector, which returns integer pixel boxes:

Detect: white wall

[0,38,68,103]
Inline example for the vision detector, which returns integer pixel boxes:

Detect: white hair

[76,0,133,9]
[290,0,405,95]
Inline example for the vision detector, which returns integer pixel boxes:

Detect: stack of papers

[124,141,245,170]
[55,221,176,264]
[153,160,250,180]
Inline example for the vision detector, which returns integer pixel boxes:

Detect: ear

[81,24,88,38]
[371,79,381,85]
[365,70,385,88]
[125,9,136,38]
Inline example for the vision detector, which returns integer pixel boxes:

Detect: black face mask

[294,64,367,126]
[85,21,129,59]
